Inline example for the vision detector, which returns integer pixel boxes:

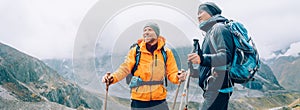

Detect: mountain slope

[250,62,283,91]
[0,96,74,110]
[267,56,300,91]
[0,42,102,109]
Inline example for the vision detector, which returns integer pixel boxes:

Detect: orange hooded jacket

[111,36,179,101]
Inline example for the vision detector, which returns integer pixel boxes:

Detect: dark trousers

[131,99,169,110]
[201,91,232,110]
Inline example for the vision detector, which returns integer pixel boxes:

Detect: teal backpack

[125,43,168,86]
[211,20,261,84]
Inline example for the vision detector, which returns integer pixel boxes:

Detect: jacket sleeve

[111,47,136,84]
[165,48,180,84]
[200,24,234,67]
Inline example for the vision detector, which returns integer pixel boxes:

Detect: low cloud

[1,0,300,59]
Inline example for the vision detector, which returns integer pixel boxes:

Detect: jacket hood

[200,15,228,32]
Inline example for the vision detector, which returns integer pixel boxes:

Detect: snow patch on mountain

[264,41,300,60]
[281,42,300,57]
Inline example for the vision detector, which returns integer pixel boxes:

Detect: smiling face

[143,26,158,45]
[197,10,212,23]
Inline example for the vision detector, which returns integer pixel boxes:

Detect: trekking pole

[179,67,191,110]
[179,39,199,110]
[104,73,111,110]
[172,71,183,110]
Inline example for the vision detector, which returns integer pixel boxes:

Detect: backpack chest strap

[141,81,164,86]
[214,64,230,71]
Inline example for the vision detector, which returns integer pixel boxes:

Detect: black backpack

[125,43,168,86]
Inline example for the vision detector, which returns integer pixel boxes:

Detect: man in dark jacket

[187,2,235,110]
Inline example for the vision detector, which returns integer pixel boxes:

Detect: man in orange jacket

[102,22,186,110]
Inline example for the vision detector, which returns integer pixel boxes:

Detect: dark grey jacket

[198,15,235,90]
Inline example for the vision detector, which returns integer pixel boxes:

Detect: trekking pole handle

[192,39,199,53]
[177,72,181,82]
[105,73,111,91]
[190,39,200,71]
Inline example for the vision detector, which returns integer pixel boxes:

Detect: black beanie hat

[198,2,222,16]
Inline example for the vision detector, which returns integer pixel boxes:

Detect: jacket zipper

[150,53,156,100]
[155,54,157,66]
[136,86,139,92]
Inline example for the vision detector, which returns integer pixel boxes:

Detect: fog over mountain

[1,0,300,59]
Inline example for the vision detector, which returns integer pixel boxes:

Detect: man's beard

[145,36,156,44]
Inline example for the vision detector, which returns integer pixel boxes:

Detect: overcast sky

[1,0,300,59]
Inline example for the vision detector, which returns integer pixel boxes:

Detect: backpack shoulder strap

[131,44,140,76]
[160,46,168,87]
[161,46,167,63]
